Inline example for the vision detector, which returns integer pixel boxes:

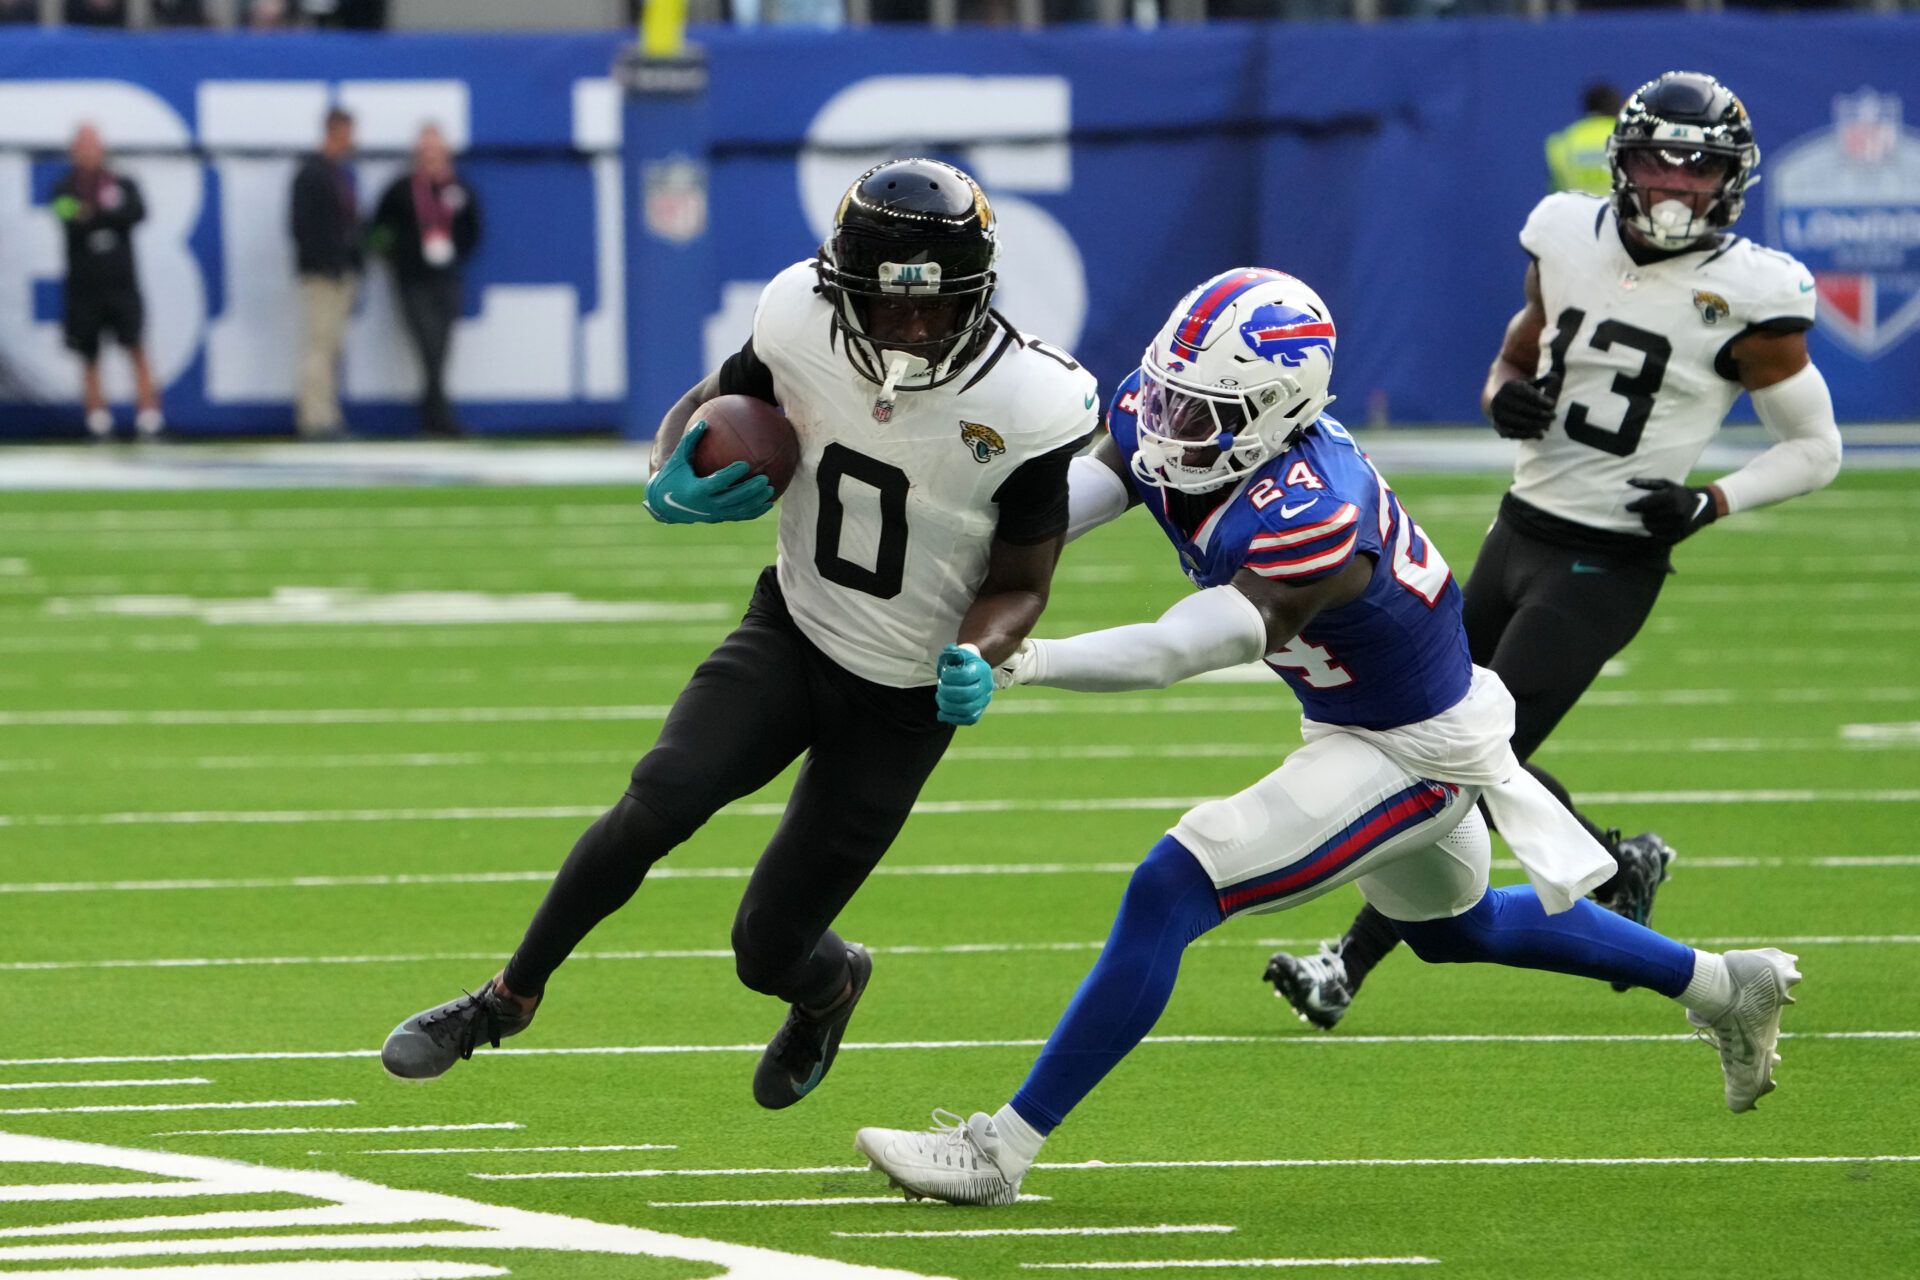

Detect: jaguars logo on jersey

[1693,290,1732,325]
[959,422,1006,464]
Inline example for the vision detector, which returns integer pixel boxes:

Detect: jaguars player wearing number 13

[379,158,1098,1107]
[1268,71,1843,1030]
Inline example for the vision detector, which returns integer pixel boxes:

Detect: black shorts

[1461,495,1671,761]
[627,567,955,960]
[64,285,144,361]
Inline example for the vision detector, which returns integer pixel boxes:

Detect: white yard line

[473,1165,868,1181]
[835,1225,1236,1240]
[0,862,1144,898]
[0,1181,270,1203]
[0,1078,209,1091]
[0,706,674,728]
[3,688,1912,729]
[1,1030,1911,1071]
[8,787,1920,830]
[0,1263,505,1279]
[0,1205,435,1238]
[155,1123,522,1137]
[362,1145,675,1156]
[477,1152,1920,1182]
[6,732,1906,776]
[0,1229,577,1264]
[648,1194,1053,1208]
[1577,789,1920,804]
[1020,1261,1437,1272]
[0,850,1897,899]
[4,929,1918,976]
[0,1099,353,1117]
[1032,1154,1920,1171]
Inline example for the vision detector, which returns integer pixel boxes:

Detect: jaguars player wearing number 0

[852,268,1803,1207]
[379,158,1098,1108]
[1268,71,1843,1031]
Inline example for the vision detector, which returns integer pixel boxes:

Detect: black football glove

[1626,477,1719,542]
[1488,372,1560,440]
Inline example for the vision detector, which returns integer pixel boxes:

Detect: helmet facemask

[1132,351,1321,495]
[1610,141,1747,250]
[818,223,997,405]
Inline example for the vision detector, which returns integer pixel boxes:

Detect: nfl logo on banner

[643,156,708,245]
[1769,90,1920,360]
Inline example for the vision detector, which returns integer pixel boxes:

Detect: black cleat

[1599,831,1676,991]
[1264,942,1354,1031]
[381,979,539,1081]
[752,943,872,1110]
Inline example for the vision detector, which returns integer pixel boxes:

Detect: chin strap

[873,351,931,417]
[878,354,912,407]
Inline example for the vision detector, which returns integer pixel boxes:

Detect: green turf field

[0,469,1915,1279]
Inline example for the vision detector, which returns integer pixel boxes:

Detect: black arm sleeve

[1713,316,1816,382]
[715,336,778,405]
[991,431,1096,546]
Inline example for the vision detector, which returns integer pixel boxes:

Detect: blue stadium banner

[0,16,1914,438]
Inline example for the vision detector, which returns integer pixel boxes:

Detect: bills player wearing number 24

[853,268,1801,1207]
[379,159,1097,1110]
[1272,71,1843,1029]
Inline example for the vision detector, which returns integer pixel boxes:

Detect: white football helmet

[1133,268,1336,493]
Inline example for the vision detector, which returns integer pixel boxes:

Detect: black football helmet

[817,158,998,395]
[1607,71,1760,250]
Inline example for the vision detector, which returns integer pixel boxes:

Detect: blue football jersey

[1107,369,1472,729]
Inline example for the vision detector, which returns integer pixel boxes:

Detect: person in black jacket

[53,125,163,439]
[289,107,360,437]
[369,125,479,436]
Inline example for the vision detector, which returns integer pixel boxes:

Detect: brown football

[688,395,800,498]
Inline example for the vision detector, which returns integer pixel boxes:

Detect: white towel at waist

[1300,665,1614,914]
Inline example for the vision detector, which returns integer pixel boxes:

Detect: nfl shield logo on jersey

[1769,89,1920,359]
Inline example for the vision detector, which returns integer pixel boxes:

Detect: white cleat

[855,1109,1024,1207]
[1688,947,1802,1113]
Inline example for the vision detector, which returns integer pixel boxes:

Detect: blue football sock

[1009,835,1224,1136]
[1391,884,1694,997]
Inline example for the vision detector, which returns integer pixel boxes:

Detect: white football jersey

[751,261,1099,688]
[1511,192,1816,535]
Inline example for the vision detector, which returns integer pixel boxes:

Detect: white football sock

[990,1103,1047,1172]
[1676,949,1733,1019]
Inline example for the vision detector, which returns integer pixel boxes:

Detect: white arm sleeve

[1717,363,1843,515]
[1066,453,1131,542]
[1020,585,1268,692]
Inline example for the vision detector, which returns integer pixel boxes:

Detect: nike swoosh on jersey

[1084,393,1097,409]
[1799,280,1815,292]
[1279,500,1320,519]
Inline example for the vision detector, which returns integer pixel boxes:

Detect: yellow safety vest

[1545,115,1616,196]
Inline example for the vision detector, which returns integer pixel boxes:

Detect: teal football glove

[644,421,776,525]
[935,643,994,726]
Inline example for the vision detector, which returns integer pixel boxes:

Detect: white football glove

[993,640,1041,690]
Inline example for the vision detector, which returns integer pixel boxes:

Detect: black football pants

[504,567,954,1010]
[1459,516,1670,765]
[1339,515,1668,988]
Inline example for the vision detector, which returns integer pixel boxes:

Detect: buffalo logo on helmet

[1238,303,1336,368]
[959,421,1006,464]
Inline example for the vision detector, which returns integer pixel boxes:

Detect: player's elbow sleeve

[1724,363,1842,515]
[1066,453,1130,543]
